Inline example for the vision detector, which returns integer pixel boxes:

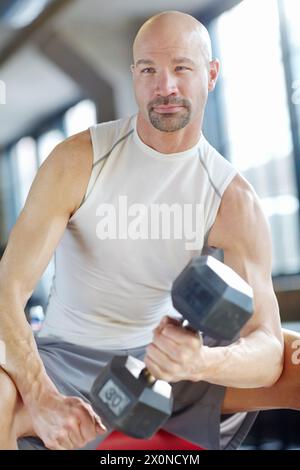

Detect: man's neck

[136,114,203,154]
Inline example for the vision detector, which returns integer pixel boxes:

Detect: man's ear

[130,64,135,73]
[208,59,220,92]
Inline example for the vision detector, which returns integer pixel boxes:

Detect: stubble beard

[148,98,192,132]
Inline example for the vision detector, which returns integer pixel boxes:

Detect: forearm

[0,289,56,402]
[198,329,284,388]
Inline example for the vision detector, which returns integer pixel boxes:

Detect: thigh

[163,379,225,449]
[163,378,257,450]
[18,337,135,450]
[222,328,300,413]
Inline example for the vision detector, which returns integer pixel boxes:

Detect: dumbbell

[90,255,253,439]
[172,255,253,341]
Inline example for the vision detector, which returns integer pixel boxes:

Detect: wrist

[188,345,209,382]
[21,372,59,408]
[189,345,225,383]
[4,329,58,404]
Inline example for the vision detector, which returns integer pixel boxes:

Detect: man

[0,10,298,451]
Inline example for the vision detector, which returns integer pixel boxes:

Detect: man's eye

[141,68,155,73]
[175,66,189,71]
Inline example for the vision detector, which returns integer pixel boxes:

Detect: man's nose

[154,70,178,96]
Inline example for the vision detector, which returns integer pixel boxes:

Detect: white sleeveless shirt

[39,114,237,349]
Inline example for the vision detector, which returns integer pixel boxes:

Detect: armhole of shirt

[203,168,238,245]
[84,118,135,205]
[82,125,107,203]
[67,124,106,223]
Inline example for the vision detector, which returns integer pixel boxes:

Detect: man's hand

[26,389,107,450]
[144,316,205,383]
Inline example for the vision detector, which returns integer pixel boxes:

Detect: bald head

[131,11,219,135]
[133,11,212,68]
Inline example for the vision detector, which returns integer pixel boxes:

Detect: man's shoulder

[59,129,92,153]
[51,115,134,172]
[37,130,94,214]
[219,173,256,215]
[49,129,93,178]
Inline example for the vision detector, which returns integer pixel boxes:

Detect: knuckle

[66,396,82,408]
[56,430,68,442]
[46,438,65,450]
[70,396,83,407]
[78,400,91,413]
[45,439,55,450]
[65,417,77,431]
[84,403,95,415]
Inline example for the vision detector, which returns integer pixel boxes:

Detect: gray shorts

[17,336,258,450]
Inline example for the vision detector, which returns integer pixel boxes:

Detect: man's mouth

[152,105,184,114]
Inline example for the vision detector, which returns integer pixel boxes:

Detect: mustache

[148,97,190,109]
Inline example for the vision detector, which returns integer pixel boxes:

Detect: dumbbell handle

[140,318,200,385]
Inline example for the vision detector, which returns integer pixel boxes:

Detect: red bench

[97,429,205,450]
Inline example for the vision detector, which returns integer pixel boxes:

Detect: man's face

[132,30,211,133]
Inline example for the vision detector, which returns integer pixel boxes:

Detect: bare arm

[197,174,284,387]
[0,131,107,448]
[145,174,284,388]
[0,131,92,393]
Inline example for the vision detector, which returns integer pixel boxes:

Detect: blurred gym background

[0,0,299,449]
